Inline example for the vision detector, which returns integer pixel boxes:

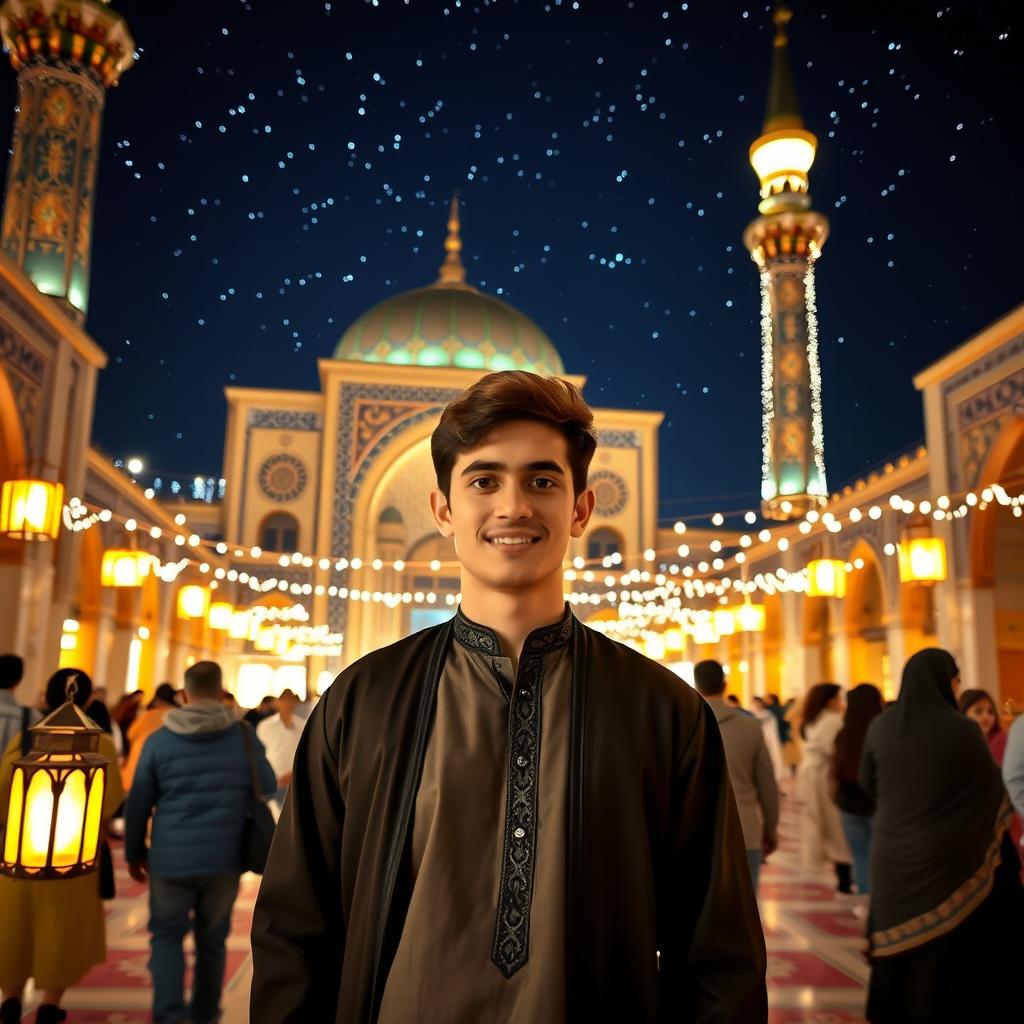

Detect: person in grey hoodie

[695,660,780,892]
[125,661,276,1024]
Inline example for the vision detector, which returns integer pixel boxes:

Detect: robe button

[517,756,527,767]
[514,827,526,839]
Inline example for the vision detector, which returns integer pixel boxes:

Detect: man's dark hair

[693,659,726,697]
[431,370,599,500]
[148,682,178,709]
[0,654,23,690]
[183,660,223,699]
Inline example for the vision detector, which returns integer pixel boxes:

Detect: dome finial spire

[436,194,467,286]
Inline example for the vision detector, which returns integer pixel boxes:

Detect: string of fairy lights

[57,470,1024,653]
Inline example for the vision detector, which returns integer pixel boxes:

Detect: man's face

[430,419,594,594]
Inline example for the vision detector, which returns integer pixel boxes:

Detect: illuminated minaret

[0,0,134,321]
[743,5,829,521]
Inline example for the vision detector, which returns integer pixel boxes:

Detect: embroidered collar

[453,605,574,659]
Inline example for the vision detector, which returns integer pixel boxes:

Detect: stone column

[957,586,999,697]
[883,614,907,698]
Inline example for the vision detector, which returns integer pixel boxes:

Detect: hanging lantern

[644,633,666,662]
[177,585,210,620]
[691,618,719,647]
[735,602,767,633]
[898,523,947,584]
[807,559,846,598]
[0,478,64,541]
[1,676,108,880]
[100,549,152,588]
[254,626,277,652]
[208,601,234,631]
[713,608,736,636]
[664,627,684,653]
[227,609,251,639]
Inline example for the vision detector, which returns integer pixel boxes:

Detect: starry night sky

[5,1,1019,520]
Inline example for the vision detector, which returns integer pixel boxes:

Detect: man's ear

[570,487,596,538]
[429,488,454,538]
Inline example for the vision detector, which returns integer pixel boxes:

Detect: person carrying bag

[239,720,277,874]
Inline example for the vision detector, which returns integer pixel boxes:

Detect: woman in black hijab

[860,648,1022,1021]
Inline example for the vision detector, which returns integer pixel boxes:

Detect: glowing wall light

[0,478,64,541]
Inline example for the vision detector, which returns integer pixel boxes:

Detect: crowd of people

[703,649,1024,1021]
[0,654,308,1024]
[2,643,1024,1022]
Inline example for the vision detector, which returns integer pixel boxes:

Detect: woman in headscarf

[0,669,125,1024]
[861,649,1022,1021]
[797,683,853,892]
[831,683,884,904]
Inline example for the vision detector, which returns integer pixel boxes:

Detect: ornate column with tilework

[744,6,830,522]
[0,0,134,321]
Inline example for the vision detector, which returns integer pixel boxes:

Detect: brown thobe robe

[251,610,768,1023]
[378,612,571,1022]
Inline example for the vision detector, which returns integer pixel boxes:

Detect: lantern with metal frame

[1,676,108,880]
[100,548,153,588]
[806,558,846,598]
[713,607,737,636]
[0,476,64,541]
[735,601,767,633]
[227,609,251,639]
[177,584,210,620]
[208,601,234,631]
[898,520,947,584]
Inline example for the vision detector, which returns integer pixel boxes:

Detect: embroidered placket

[491,650,544,977]
[451,606,574,978]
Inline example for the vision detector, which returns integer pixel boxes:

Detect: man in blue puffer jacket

[125,660,277,1024]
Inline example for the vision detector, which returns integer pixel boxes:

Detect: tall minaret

[0,0,134,322]
[743,5,829,521]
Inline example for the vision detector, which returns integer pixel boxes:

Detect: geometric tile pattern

[12,789,868,1022]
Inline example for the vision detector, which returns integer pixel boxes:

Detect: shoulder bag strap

[238,721,267,801]
[20,706,31,756]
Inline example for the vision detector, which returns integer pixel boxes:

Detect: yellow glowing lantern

[644,634,667,662]
[898,529,947,584]
[208,602,233,631]
[691,618,719,647]
[735,602,767,633]
[0,478,64,541]
[806,559,846,598]
[100,549,152,588]
[227,609,251,639]
[1,677,108,880]
[254,626,277,652]
[177,585,210,620]
[713,608,736,636]
[664,627,684,653]
[274,631,292,656]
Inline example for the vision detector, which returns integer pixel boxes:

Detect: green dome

[333,197,564,375]
[333,283,564,375]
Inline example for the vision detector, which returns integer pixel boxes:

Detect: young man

[695,660,780,892]
[251,371,767,1022]
[255,687,304,814]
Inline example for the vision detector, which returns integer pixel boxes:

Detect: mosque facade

[0,1,1020,714]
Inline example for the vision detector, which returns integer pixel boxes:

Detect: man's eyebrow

[459,459,566,477]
